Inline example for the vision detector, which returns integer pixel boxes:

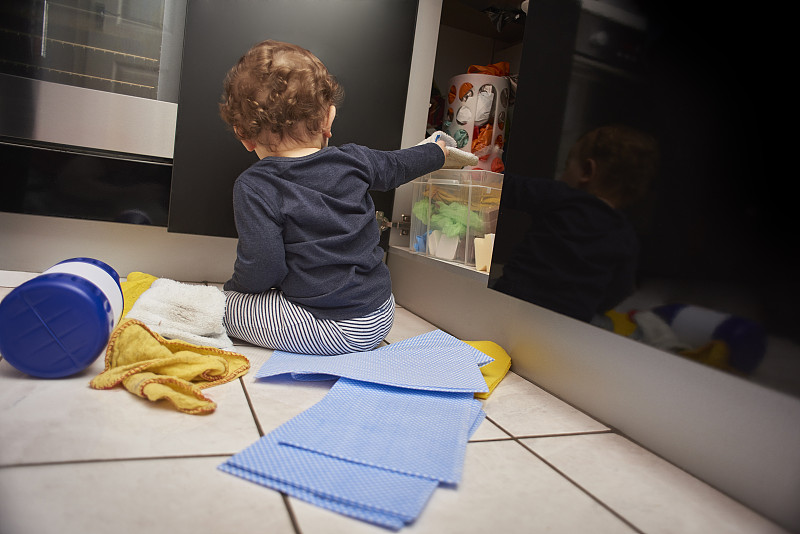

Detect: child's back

[218,40,446,354]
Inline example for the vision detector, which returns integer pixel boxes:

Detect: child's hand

[435,139,447,157]
[416,131,476,168]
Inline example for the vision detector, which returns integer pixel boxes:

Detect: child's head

[561,124,659,208]
[219,40,344,151]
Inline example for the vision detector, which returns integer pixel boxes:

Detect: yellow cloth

[418,183,502,211]
[90,319,249,415]
[680,340,737,374]
[463,340,512,399]
[120,272,158,318]
[604,309,638,338]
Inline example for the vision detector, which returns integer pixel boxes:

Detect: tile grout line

[282,494,304,534]
[239,376,266,437]
[218,279,302,534]
[483,363,759,517]
[515,438,647,534]
[0,453,234,469]
[488,434,645,534]
[483,415,615,441]
[483,415,644,534]
[498,374,760,513]
[239,364,303,533]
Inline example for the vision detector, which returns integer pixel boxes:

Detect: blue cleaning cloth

[220,378,485,529]
[275,377,485,484]
[256,329,492,393]
[220,433,437,529]
[222,330,490,530]
[218,464,409,530]
[375,330,494,367]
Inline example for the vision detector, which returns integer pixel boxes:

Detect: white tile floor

[0,271,789,534]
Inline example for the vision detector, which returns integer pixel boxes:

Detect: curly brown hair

[219,40,344,149]
[569,124,659,208]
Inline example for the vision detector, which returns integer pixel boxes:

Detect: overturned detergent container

[0,258,123,378]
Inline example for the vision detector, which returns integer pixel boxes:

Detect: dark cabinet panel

[169,0,419,237]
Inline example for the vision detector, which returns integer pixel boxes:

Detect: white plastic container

[445,73,509,172]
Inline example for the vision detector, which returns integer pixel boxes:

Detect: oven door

[0,0,186,225]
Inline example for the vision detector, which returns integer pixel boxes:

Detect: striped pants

[223,290,395,355]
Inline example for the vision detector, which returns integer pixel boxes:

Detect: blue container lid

[0,273,115,378]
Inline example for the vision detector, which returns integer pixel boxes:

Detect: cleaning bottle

[0,258,123,378]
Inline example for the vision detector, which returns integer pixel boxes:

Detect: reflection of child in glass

[492,124,659,322]
[218,40,446,354]
[560,124,656,211]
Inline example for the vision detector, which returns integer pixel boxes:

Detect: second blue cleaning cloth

[219,330,490,530]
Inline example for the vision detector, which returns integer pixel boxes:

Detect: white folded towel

[126,278,233,349]
[418,131,479,169]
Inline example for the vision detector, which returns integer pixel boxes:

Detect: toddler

[218,40,446,354]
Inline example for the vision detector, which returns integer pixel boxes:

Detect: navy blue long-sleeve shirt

[223,143,445,320]
[491,174,639,322]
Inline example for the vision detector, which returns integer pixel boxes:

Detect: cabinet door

[169,0,419,237]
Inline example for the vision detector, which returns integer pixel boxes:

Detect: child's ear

[580,158,597,183]
[324,105,336,133]
[240,138,257,152]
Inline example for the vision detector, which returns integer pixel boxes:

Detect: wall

[0,212,237,282]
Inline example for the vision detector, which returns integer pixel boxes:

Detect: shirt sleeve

[360,143,446,191]
[223,180,288,293]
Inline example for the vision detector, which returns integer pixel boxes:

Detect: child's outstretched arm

[359,142,446,192]
[419,131,478,169]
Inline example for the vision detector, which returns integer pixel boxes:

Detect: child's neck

[266,146,320,158]
[257,135,327,159]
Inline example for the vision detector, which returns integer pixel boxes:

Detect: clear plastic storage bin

[409,169,503,269]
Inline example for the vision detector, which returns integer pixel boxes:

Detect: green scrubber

[414,199,483,238]
[412,198,431,225]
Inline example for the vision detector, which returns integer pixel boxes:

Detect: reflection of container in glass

[445,74,509,171]
[409,169,503,267]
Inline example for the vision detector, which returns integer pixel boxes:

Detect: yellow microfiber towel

[120,271,158,318]
[463,340,512,399]
[90,319,249,415]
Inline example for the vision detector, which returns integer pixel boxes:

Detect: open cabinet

[168,0,420,238]
[390,0,527,250]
